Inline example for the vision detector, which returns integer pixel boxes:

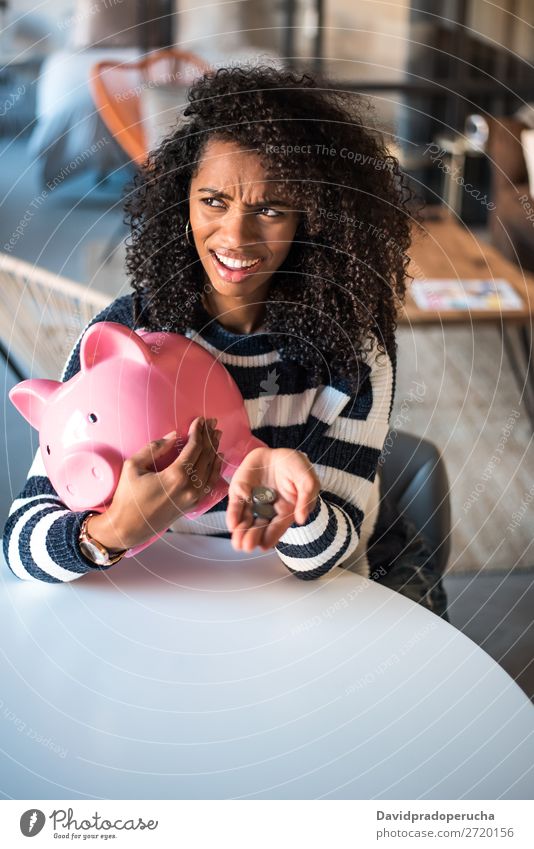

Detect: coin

[251,486,278,520]
[252,486,277,505]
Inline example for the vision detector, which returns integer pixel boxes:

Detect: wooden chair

[88,49,209,165]
[0,253,111,381]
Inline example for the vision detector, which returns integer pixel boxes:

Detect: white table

[1,534,533,800]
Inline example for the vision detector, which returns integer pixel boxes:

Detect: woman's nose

[219,208,259,245]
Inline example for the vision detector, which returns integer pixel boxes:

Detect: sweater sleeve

[3,295,136,583]
[275,337,395,580]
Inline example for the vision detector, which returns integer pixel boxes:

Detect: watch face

[80,539,108,566]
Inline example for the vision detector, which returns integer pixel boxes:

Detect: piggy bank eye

[87,413,98,423]
[46,445,51,455]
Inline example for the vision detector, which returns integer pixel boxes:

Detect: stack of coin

[251,486,278,520]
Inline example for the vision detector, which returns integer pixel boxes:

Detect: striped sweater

[3,294,395,583]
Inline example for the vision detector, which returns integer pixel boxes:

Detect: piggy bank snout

[56,446,123,510]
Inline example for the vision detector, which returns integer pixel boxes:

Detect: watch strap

[78,513,127,566]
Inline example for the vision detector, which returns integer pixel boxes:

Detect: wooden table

[1,533,534,800]
[400,213,534,424]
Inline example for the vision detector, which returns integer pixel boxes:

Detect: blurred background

[0,0,533,697]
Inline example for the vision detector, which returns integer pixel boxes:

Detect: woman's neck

[201,286,269,335]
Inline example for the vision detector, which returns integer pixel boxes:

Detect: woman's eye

[258,207,284,218]
[201,197,226,209]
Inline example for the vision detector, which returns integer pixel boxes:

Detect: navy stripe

[252,422,309,451]
[16,504,76,582]
[2,478,62,550]
[46,509,113,576]
[285,511,353,580]
[336,374,373,420]
[321,490,364,536]
[3,484,62,535]
[277,499,338,559]
[307,439,380,481]
[19,476,62,499]
[193,303,275,356]
[224,363,314,400]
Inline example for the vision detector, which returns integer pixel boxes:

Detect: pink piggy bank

[9,321,265,556]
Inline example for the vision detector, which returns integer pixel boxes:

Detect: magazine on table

[411,278,524,311]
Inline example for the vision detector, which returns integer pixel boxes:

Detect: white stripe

[245,387,317,429]
[368,366,394,422]
[363,340,394,421]
[8,503,72,581]
[9,493,62,516]
[314,463,374,515]
[277,506,358,573]
[27,447,47,479]
[310,385,350,425]
[185,332,281,368]
[325,416,389,449]
[341,476,381,577]
[279,497,330,545]
[170,509,229,535]
[29,510,85,582]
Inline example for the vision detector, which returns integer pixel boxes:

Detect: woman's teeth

[214,251,261,269]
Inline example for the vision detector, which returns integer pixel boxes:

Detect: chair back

[380,431,451,576]
[89,49,209,164]
[0,253,111,380]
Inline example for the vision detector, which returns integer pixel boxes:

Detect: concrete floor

[1,137,533,703]
[444,571,534,700]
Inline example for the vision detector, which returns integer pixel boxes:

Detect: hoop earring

[185,219,193,246]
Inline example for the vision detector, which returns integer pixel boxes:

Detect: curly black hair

[124,63,413,388]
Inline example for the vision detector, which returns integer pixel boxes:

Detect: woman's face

[188,138,300,300]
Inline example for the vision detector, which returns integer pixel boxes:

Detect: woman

[3,65,448,617]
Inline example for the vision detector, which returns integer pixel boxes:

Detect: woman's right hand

[86,416,222,551]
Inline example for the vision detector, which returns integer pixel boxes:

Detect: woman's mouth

[209,249,264,283]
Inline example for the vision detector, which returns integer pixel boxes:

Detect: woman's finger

[239,517,270,552]
[294,476,320,525]
[258,498,297,549]
[226,479,254,532]
[194,427,221,485]
[168,416,205,470]
[128,430,180,473]
[203,452,223,498]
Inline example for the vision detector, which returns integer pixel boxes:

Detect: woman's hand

[87,417,223,551]
[226,447,321,552]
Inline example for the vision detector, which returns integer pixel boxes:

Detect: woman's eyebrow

[197,187,292,207]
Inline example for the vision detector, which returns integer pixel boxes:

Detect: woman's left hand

[226,447,321,552]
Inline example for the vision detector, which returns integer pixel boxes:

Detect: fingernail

[163,430,176,439]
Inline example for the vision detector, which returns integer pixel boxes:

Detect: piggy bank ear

[80,322,152,371]
[9,379,61,430]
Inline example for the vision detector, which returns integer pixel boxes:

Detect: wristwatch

[78,513,127,566]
